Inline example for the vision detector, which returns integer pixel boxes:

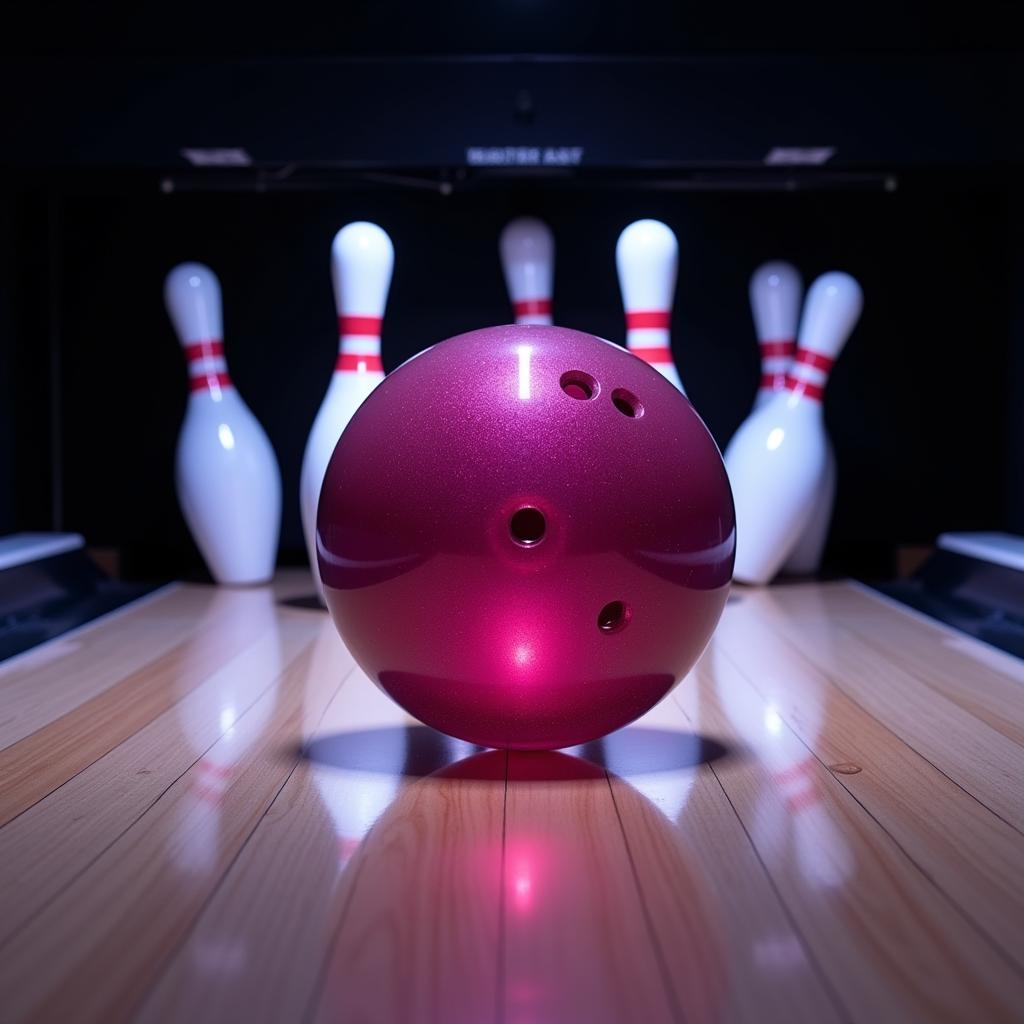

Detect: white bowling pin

[166,263,281,585]
[747,261,829,576]
[615,219,685,394]
[750,261,803,408]
[300,222,393,603]
[724,271,862,585]
[499,216,554,325]
[783,442,835,575]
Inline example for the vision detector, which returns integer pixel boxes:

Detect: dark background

[0,2,1021,580]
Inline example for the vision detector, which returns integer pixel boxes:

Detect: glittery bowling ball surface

[318,325,735,750]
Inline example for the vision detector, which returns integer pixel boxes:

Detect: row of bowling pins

[502,216,864,584]
[166,215,860,592]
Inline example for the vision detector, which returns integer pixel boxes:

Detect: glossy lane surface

[0,572,1022,1023]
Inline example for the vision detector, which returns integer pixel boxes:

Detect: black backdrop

[2,171,1014,580]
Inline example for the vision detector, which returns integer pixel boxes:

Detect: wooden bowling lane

[681,586,1024,1022]
[0,585,314,827]
[0,572,1022,1023]
[0,588,351,1022]
[135,635,481,1024]
[718,586,1024,967]
[599,702,840,1024]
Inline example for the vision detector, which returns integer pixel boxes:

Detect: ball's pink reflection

[315,747,724,1024]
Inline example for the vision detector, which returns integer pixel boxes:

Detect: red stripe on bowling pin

[189,372,232,393]
[338,315,383,337]
[625,310,671,331]
[785,349,836,403]
[784,375,826,402]
[630,346,674,366]
[335,352,384,373]
[793,349,834,372]
[336,316,383,375]
[184,338,233,394]
[759,339,796,359]
[184,340,225,361]
[759,339,796,394]
[513,298,552,318]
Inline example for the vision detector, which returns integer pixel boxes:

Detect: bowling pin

[749,261,803,408]
[749,261,832,576]
[300,222,393,603]
[499,216,554,325]
[615,219,685,394]
[724,271,862,585]
[165,263,281,585]
[783,444,836,576]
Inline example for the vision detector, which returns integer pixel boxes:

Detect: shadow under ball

[317,325,735,750]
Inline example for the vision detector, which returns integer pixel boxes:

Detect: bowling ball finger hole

[560,370,599,401]
[509,506,547,546]
[598,600,631,634]
[611,388,644,418]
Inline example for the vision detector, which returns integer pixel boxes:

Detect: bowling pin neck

[499,216,555,325]
[336,314,384,375]
[759,338,796,397]
[513,298,552,326]
[624,310,673,365]
[784,347,835,403]
[184,338,233,398]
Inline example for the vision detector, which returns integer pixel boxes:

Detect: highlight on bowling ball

[316,325,735,750]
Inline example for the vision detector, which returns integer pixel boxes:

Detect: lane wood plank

[825,584,1024,746]
[603,697,844,1023]
[500,749,680,1024]
[0,586,211,750]
[311,750,504,1023]
[747,584,1024,833]
[0,627,346,1024]
[135,629,443,1024]
[0,587,311,827]
[683,623,1024,1024]
[0,613,322,947]
[722,589,1024,970]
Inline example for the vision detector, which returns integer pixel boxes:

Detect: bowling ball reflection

[317,325,735,749]
[314,749,724,1024]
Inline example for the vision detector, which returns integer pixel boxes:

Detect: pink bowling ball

[317,325,734,750]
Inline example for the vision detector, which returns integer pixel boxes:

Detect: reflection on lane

[173,587,285,877]
[711,594,854,890]
[310,738,725,1024]
[569,697,726,824]
[138,616,354,1023]
[310,724,480,875]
